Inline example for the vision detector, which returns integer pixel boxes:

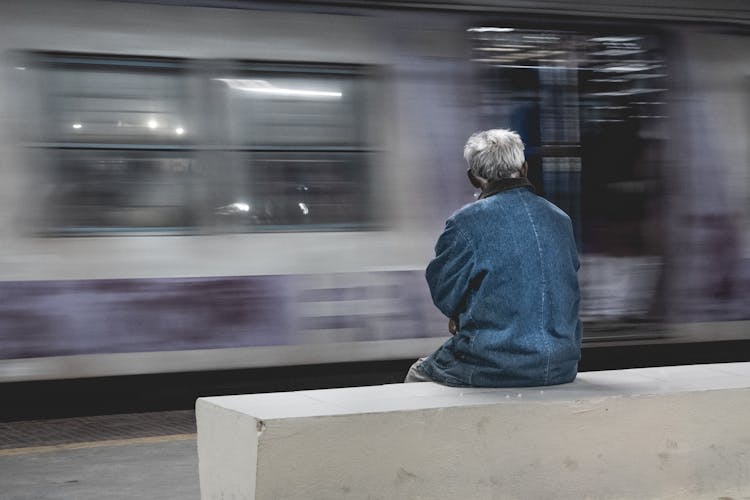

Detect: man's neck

[479,177,534,199]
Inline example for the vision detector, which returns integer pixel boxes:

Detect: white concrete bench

[196,362,750,500]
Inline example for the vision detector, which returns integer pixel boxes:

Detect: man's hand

[448,317,458,335]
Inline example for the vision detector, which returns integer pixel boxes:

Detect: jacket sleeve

[425,219,476,318]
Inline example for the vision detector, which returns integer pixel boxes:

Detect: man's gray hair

[463,129,525,180]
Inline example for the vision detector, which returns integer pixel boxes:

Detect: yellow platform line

[0,433,196,457]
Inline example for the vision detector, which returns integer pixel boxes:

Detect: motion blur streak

[0,0,748,382]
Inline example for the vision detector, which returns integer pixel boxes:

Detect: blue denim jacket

[420,181,581,387]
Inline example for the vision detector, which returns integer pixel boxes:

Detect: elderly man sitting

[406,129,581,387]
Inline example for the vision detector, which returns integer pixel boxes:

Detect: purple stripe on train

[0,271,446,360]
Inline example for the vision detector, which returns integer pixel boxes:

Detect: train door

[469,25,667,336]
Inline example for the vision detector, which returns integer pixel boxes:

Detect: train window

[211,65,364,147]
[18,55,375,234]
[469,28,666,256]
[34,56,194,146]
[213,152,372,230]
[209,63,374,231]
[41,151,195,233]
[20,54,197,234]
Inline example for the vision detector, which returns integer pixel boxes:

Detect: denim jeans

[404,357,433,383]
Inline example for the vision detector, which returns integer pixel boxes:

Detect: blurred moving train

[0,0,748,383]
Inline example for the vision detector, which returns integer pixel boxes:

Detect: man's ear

[467,168,484,189]
[520,161,528,178]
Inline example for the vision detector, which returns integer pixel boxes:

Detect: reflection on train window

[45,151,195,233]
[469,28,666,256]
[28,55,194,147]
[209,63,373,230]
[22,54,374,234]
[24,55,195,233]
[214,153,371,230]
[212,69,362,147]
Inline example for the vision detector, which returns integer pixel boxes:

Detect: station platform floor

[0,411,199,500]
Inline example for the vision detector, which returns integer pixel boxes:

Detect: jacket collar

[479,177,535,200]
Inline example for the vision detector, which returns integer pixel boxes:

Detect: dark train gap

[2,339,749,422]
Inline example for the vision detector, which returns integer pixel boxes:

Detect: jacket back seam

[518,191,550,385]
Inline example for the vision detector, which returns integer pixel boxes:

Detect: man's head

[463,129,526,185]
